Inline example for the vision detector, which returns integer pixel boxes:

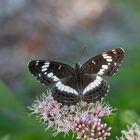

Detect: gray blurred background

[1,0,140,92]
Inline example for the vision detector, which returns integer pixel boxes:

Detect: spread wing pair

[28,48,124,106]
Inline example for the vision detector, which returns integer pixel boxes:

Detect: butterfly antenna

[78,46,87,63]
[57,56,73,64]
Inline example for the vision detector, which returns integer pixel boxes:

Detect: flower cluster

[29,92,113,139]
[118,123,140,140]
[74,113,111,140]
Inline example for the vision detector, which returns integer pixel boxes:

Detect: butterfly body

[74,63,83,94]
[28,48,124,106]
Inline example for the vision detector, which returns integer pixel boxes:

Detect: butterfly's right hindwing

[81,74,109,103]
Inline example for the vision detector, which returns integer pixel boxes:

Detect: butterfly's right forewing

[81,48,124,76]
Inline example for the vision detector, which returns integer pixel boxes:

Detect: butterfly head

[74,63,81,69]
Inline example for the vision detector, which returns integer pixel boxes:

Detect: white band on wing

[55,81,78,95]
[82,76,102,95]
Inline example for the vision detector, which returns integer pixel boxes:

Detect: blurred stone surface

[0,0,26,17]
[0,0,139,91]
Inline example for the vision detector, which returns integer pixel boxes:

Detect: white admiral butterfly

[28,48,124,106]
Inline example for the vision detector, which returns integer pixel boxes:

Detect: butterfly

[28,48,124,106]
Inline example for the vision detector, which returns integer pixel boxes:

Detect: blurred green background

[0,0,140,140]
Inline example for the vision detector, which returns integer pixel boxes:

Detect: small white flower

[117,123,140,140]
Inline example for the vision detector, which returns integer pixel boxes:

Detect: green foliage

[104,45,140,138]
[1,45,140,139]
[0,81,74,140]
[110,0,140,13]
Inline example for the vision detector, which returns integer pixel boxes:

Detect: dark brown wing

[28,60,74,86]
[81,74,109,103]
[52,76,80,106]
[81,48,124,76]
[28,60,80,106]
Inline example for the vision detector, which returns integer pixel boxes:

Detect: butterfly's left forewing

[81,48,124,76]
[28,60,74,86]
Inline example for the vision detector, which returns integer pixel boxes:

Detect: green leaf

[0,81,26,117]
[0,134,11,140]
[120,110,140,124]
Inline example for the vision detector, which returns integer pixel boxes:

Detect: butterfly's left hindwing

[52,77,80,106]
[28,60,74,86]
[81,48,124,76]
